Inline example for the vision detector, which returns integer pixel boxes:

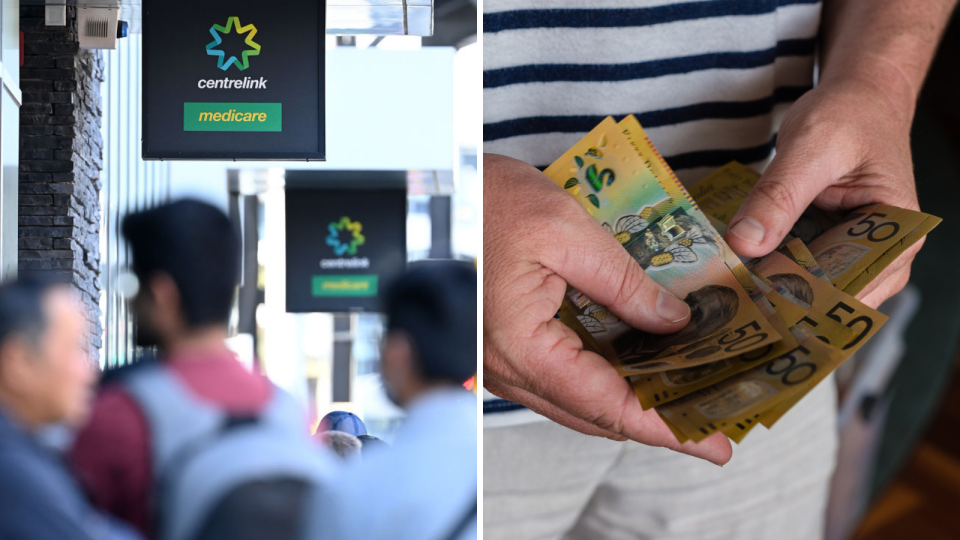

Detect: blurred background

[2,0,478,445]
[827,8,960,540]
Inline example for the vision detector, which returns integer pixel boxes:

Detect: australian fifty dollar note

[543,117,782,376]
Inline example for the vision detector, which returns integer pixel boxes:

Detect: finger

[484,381,628,442]
[520,319,732,464]
[542,203,692,334]
[848,235,922,308]
[725,137,839,258]
[858,259,913,309]
[487,375,732,464]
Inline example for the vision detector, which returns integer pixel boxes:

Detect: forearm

[820,0,957,122]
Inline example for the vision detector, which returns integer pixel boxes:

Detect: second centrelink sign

[142,0,325,160]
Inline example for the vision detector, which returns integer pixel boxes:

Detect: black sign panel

[285,171,407,312]
[143,0,325,160]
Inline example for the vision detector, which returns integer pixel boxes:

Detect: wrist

[817,0,955,128]
[816,62,918,129]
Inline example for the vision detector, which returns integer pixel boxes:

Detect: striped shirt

[483,0,821,425]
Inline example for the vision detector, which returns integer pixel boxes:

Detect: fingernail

[729,217,765,246]
[657,290,690,323]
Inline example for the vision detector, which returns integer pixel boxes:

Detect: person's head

[0,278,92,428]
[121,199,240,352]
[316,430,362,460]
[318,411,367,437]
[380,260,477,407]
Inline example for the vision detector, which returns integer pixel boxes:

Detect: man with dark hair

[0,279,139,539]
[69,199,275,536]
[381,261,477,397]
[311,260,477,540]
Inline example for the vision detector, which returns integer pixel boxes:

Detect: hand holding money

[722,81,920,308]
[483,153,733,465]
[539,115,940,447]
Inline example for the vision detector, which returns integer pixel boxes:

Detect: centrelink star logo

[326,217,366,257]
[206,17,261,71]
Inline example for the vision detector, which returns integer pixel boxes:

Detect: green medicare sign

[183,102,282,132]
[143,0,325,160]
[311,275,379,297]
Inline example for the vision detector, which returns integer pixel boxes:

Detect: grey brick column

[19,6,105,359]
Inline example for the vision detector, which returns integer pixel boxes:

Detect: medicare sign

[142,0,325,160]
[285,171,408,313]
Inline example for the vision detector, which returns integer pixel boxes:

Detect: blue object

[0,409,140,539]
[319,411,367,437]
[117,20,129,39]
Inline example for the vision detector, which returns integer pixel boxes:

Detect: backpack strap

[164,390,334,540]
[120,364,225,482]
[439,489,477,540]
[257,384,312,434]
[123,367,332,540]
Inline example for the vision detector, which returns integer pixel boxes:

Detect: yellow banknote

[632,267,836,412]
[756,392,803,428]
[721,414,765,444]
[841,213,942,297]
[631,322,802,410]
[806,204,930,290]
[617,118,765,297]
[749,260,857,348]
[543,118,782,375]
[616,117,797,369]
[777,237,831,284]
[655,330,845,442]
[687,162,848,250]
[662,415,690,444]
[750,271,808,327]
[688,161,759,221]
[748,252,888,352]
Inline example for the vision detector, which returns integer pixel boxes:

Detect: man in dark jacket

[0,279,139,539]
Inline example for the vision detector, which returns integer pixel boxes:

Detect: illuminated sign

[143,0,325,160]
[285,171,407,312]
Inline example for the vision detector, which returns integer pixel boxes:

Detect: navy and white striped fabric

[484,0,820,183]
[483,0,821,426]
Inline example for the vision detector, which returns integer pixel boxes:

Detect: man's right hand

[483,154,733,466]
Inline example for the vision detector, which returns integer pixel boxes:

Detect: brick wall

[19,6,105,359]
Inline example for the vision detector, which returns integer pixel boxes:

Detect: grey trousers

[484,380,838,540]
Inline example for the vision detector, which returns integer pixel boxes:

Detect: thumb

[724,140,834,258]
[545,207,691,335]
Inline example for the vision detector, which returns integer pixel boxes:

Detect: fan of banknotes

[545,116,942,445]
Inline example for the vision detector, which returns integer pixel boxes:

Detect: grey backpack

[121,364,335,540]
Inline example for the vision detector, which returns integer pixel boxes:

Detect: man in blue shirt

[0,279,139,540]
[311,261,477,540]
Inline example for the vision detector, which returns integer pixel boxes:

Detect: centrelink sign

[285,171,407,313]
[142,0,325,160]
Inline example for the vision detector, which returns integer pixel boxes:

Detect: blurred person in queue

[316,430,363,460]
[0,279,139,540]
[311,260,478,540]
[316,408,391,457]
[68,200,277,536]
[356,433,389,457]
[314,410,367,460]
[318,410,368,438]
